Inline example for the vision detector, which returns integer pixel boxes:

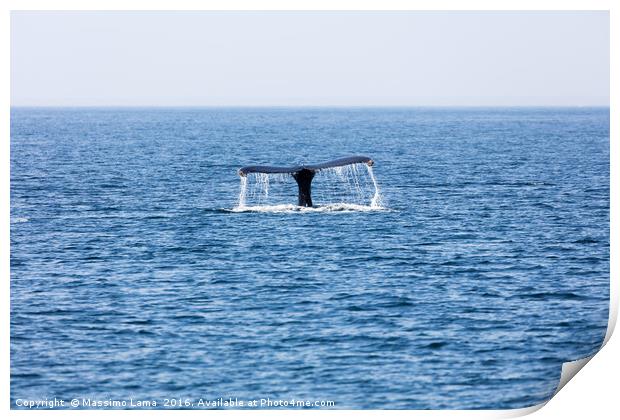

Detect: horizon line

[10,104,611,109]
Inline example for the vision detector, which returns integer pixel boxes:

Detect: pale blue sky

[11,11,609,107]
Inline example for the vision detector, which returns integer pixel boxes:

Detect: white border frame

[2,1,616,419]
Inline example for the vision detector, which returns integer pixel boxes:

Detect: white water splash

[256,173,270,204]
[366,165,384,208]
[237,176,247,208]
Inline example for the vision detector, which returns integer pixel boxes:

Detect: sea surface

[10,107,609,409]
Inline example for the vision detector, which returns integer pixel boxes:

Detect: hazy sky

[11,11,609,106]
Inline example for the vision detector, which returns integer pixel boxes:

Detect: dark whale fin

[238,155,373,176]
[238,155,374,207]
[305,155,374,171]
[237,164,302,175]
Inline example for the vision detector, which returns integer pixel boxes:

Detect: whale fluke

[238,155,374,207]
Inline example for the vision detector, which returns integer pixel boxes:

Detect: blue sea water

[10,107,609,409]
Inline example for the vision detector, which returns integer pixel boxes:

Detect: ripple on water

[10,107,609,409]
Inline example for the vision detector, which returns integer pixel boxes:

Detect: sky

[10,11,610,107]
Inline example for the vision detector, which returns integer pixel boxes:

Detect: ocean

[10,107,609,409]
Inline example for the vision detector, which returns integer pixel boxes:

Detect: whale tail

[238,155,374,207]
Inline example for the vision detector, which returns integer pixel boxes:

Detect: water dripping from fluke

[233,156,386,213]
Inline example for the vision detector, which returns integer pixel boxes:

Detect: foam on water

[230,203,388,213]
[11,217,29,224]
